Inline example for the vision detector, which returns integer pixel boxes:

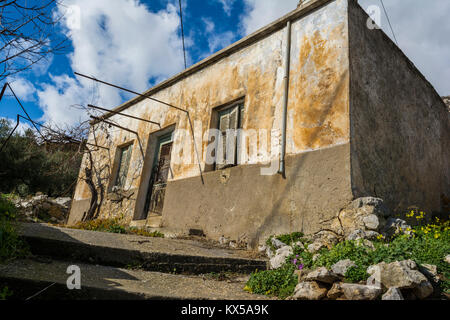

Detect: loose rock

[305,267,340,284]
[382,288,404,300]
[366,260,433,299]
[331,259,357,277]
[219,236,230,245]
[293,281,328,300]
[383,218,411,237]
[271,238,287,250]
[341,284,382,300]
[419,264,438,283]
[327,282,344,299]
[269,246,293,269]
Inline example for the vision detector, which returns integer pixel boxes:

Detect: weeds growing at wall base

[71,218,164,238]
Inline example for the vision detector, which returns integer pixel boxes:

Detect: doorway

[143,133,173,221]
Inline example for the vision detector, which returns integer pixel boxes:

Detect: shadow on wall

[250,70,350,246]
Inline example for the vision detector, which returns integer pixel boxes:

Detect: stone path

[0,223,270,300]
[0,259,268,300]
[18,223,267,274]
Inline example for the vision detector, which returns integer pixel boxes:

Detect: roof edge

[95,0,332,122]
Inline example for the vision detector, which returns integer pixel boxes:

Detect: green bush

[71,218,165,238]
[0,119,82,197]
[0,286,13,300]
[0,195,28,263]
[72,218,127,234]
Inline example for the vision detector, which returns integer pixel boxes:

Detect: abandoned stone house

[68,0,449,248]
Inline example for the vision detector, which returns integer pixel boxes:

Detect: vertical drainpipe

[279,20,292,178]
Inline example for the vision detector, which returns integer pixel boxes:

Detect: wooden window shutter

[215,102,244,170]
[115,144,132,188]
[217,111,229,170]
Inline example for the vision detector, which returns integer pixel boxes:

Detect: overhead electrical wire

[379,0,399,46]
[178,0,187,69]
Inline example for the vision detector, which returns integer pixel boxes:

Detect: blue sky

[1,0,449,129]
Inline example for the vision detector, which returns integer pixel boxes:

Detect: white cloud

[216,0,236,16]
[200,18,237,57]
[241,0,298,35]
[9,78,36,102]
[37,0,185,126]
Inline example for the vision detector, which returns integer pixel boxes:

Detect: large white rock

[49,197,72,208]
[367,260,433,299]
[293,281,328,300]
[269,246,293,269]
[305,267,340,284]
[271,238,287,250]
[341,284,382,300]
[382,288,404,300]
[362,214,380,230]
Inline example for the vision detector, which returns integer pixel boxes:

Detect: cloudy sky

[1,0,449,128]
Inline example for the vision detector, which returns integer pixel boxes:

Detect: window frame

[112,141,134,190]
[213,100,245,171]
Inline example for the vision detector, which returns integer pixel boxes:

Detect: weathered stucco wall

[348,0,450,214]
[163,143,353,247]
[69,0,352,235]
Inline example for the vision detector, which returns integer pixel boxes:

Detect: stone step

[0,259,268,300]
[18,223,268,274]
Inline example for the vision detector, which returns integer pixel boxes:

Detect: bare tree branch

[0,0,68,81]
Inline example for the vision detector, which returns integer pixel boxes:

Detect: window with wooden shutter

[114,144,133,188]
[215,102,244,170]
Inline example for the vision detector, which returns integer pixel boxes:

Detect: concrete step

[0,259,269,300]
[18,223,268,274]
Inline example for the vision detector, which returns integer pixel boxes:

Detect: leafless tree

[0,0,67,81]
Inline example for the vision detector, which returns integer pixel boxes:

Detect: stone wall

[443,96,450,111]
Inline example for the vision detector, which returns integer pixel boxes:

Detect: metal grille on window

[148,141,173,215]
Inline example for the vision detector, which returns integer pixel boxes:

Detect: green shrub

[72,218,127,234]
[344,265,369,283]
[247,213,450,299]
[0,194,17,221]
[0,286,13,300]
[0,195,28,263]
[245,264,297,299]
[71,218,164,238]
